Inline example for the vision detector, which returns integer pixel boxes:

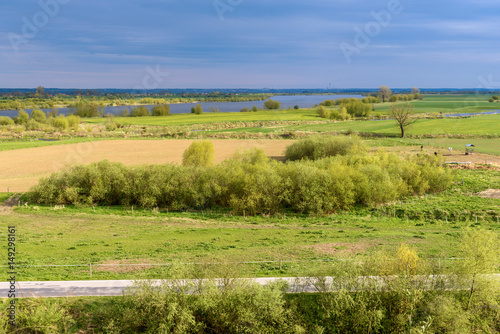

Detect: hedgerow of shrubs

[29,137,453,215]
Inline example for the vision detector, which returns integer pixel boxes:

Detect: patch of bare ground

[94,258,156,273]
[305,242,373,256]
[0,193,22,215]
[476,189,500,199]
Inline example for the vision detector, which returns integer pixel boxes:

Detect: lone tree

[391,102,415,138]
[263,99,281,110]
[411,87,420,94]
[378,86,392,103]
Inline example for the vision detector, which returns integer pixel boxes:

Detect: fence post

[90,263,92,277]
[280,259,282,271]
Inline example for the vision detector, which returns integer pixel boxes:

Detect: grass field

[0,137,107,152]
[1,169,499,281]
[373,94,500,114]
[209,114,500,137]
[84,108,321,126]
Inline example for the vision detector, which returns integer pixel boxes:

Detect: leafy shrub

[25,119,46,130]
[191,104,203,114]
[151,104,170,116]
[30,109,47,123]
[0,116,14,126]
[13,110,29,124]
[66,115,80,131]
[131,106,149,117]
[264,99,281,110]
[50,116,69,131]
[182,141,215,167]
[316,106,330,119]
[69,101,104,117]
[285,135,367,161]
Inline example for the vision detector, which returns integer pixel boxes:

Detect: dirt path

[381,146,500,165]
[0,193,22,215]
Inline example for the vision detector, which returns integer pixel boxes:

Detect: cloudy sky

[1,0,499,89]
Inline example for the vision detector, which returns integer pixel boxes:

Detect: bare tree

[378,85,392,103]
[391,102,415,138]
[411,87,420,94]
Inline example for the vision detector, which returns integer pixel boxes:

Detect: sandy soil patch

[94,258,157,273]
[0,139,291,192]
[305,242,372,256]
[476,189,500,199]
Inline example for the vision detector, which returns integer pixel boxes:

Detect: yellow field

[0,139,292,192]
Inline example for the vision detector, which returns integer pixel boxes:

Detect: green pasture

[0,137,108,152]
[83,108,320,127]
[201,114,500,138]
[373,94,500,114]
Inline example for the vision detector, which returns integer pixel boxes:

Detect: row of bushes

[1,110,81,131]
[30,140,453,214]
[319,98,373,119]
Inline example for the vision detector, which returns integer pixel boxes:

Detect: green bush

[316,106,330,119]
[285,135,367,161]
[151,104,170,116]
[30,109,47,123]
[182,141,215,167]
[66,115,80,131]
[264,99,281,110]
[131,106,149,117]
[0,116,14,126]
[50,116,69,131]
[13,110,29,124]
[191,104,203,114]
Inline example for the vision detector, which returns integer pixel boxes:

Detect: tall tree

[391,102,415,138]
[411,87,420,94]
[378,86,392,103]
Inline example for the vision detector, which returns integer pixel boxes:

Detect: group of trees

[30,137,452,215]
[378,86,423,103]
[0,109,81,131]
[318,98,372,120]
[488,95,499,103]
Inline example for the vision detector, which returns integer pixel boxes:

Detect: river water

[0,94,361,118]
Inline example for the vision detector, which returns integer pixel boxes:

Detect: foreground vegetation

[1,228,499,333]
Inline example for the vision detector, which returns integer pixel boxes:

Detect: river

[0,94,361,117]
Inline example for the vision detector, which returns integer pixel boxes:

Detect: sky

[1,0,499,89]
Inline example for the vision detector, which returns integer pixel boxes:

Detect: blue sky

[1,0,499,89]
